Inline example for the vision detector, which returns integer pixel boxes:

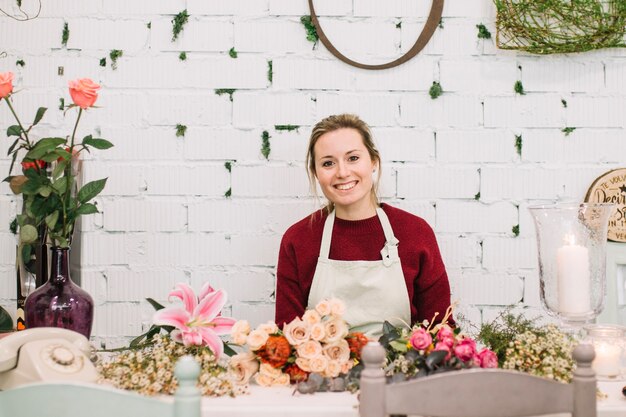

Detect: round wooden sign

[584,168,626,242]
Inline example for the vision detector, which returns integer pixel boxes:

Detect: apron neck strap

[319,207,399,260]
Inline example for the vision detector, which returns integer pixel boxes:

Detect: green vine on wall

[300,16,319,43]
[175,124,187,137]
[16,59,25,67]
[429,82,443,99]
[476,23,492,39]
[215,89,236,102]
[61,22,69,47]
[267,60,273,83]
[514,80,525,95]
[261,131,271,160]
[494,0,626,54]
[515,135,522,156]
[110,49,123,70]
[172,9,189,42]
[229,47,238,58]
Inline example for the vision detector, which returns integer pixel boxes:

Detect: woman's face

[313,128,377,220]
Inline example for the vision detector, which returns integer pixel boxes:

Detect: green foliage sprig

[494,0,626,54]
[476,23,491,39]
[512,224,519,236]
[267,60,273,83]
[99,58,106,67]
[109,49,123,70]
[477,311,538,365]
[300,16,319,43]
[228,47,238,58]
[175,124,187,137]
[179,52,187,61]
[261,131,270,160]
[214,89,236,102]
[514,80,525,95]
[562,127,576,136]
[61,22,69,46]
[274,125,299,132]
[429,81,443,99]
[515,134,522,156]
[16,59,25,67]
[172,9,189,42]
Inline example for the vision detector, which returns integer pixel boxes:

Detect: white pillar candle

[556,235,591,314]
[592,342,622,378]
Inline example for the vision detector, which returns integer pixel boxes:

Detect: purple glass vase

[24,246,94,338]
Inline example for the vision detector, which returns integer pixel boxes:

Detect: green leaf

[146,297,166,311]
[33,107,47,126]
[83,136,114,150]
[75,203,98,215]
[223,343,237,357]
[7,137,20,156]
[77,178,107,203]
[51,177,68,194]
[52,160,67,179]
[38,186,52,197]
[21,244,32,264]
[21,177,43,195]
[389,340,408,352]
[425,350,447,370]
[25,137,66,160]
[7,125,22,137]
[0,306,12,332]
[19,224,38,244]
[45,211,59,229]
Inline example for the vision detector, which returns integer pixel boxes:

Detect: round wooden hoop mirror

[308,0,444,70]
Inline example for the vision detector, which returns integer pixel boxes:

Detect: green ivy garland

[494,0,626,54]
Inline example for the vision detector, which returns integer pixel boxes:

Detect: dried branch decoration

[494,0,626,54]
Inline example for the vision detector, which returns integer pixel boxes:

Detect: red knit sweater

[275,203,453,327]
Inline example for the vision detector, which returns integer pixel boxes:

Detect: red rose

[21,159,45,171]
[284,364,308,383]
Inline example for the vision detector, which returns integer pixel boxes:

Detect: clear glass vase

[24,246,94,338]
[529,203,614,328]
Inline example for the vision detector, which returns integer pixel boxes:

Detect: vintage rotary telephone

[0,327,99,390]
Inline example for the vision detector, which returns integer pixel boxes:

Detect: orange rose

[258,335,291,368]
[0,72,14,98]
[68,78,100,109]
[346,332,369,360]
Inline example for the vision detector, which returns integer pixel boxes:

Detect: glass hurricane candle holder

[584,324,625,379]
[529,203,614,328]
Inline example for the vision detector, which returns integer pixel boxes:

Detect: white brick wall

[1,1,625,343]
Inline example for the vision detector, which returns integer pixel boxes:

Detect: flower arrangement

[97,333,243,397]
[98,283,242,396]
[478,311,575,383]
[1,72,112,249]
[380,307,497,382]
[229,298,369,392]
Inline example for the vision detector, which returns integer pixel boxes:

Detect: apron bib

[307,208,411,337]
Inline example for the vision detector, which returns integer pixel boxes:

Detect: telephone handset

[0,327,99,390]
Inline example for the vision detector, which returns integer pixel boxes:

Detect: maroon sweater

[275,203,453,327]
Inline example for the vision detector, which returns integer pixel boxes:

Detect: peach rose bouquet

[1,72,112,249]
[229,298,369,391]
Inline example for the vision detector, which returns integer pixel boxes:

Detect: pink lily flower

[153,282,236,358]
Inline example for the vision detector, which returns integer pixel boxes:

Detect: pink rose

[437,325,455,347]
[0,72,14,98]
[409,328,432,350]
[477,348,498,368]
[453,338,476,363]
[433,342,451,360]
[68,78,100,109]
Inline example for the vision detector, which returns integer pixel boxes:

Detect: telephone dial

[0,327,99,390]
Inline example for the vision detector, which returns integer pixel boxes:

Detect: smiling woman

[275,114,453,337]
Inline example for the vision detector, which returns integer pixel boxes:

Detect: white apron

[307,208,411,337]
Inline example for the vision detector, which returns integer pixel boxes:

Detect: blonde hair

[305,114,381,213]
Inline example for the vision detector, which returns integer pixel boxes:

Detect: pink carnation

[453,338,476,363]
[409,328,432,350]
[437,325,456,348]
[477,348,498,368]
